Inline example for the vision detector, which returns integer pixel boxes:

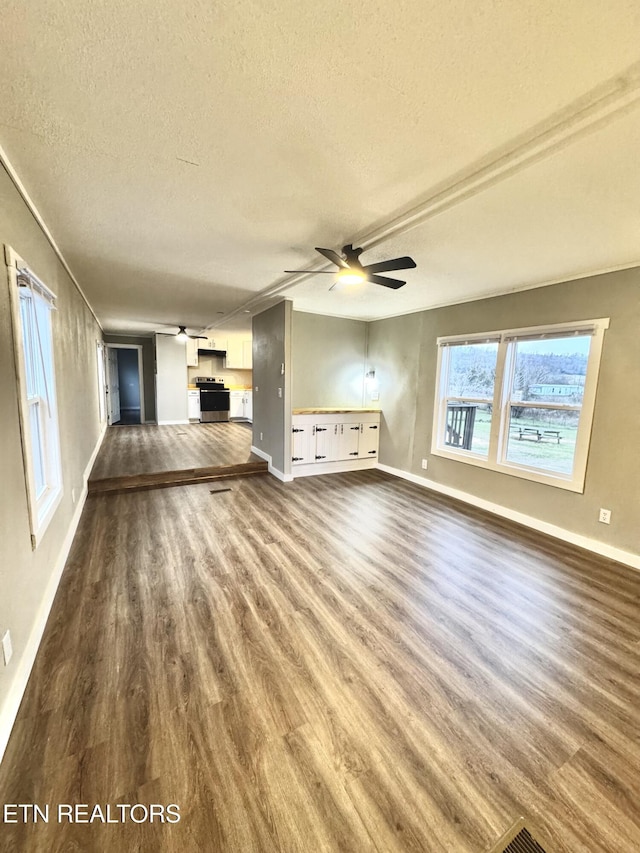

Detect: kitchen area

[184,332,253,425]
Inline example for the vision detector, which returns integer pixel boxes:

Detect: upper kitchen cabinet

[186,338,199,367]
[225,334,253,369]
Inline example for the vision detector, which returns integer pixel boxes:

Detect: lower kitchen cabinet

[187,389,201,421]
[230,390,253,422]
[291,411,380,476]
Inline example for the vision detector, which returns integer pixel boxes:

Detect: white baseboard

[0,423,107,765]
[251,445,293,483]
[157,419,189,425]
[377,462,640,571]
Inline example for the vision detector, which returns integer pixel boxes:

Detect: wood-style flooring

[88,422,266,495]
[1,470,640,852]
[89,422,258,480]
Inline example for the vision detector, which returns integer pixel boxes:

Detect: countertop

[292,407,381,415]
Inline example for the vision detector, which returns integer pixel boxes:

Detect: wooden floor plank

[1,470,639,852]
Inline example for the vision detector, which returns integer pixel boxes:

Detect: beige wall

[253,300,292,474]
[155,333,188,423]
[0,163,103,753]
[291,311,368,408]
[368,268,640,556]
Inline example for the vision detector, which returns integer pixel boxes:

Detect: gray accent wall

[103,334,156,421]
[291,311,368,408]
[0,163,103,743]
[253,300,292,475]
[368,267,640,555]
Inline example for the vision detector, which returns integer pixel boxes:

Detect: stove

[195,377,230,422]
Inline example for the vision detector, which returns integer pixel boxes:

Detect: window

[432,319,609,492]
[6,247,63,545]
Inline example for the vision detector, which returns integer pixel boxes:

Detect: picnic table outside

[517,427,562,444]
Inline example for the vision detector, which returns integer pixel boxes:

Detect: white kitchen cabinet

[230,390,253,421]
[186,339,199,367]
[229,391,245,419]
[292,422,314,464]
[314,423,340,462]
[199,336,226,353]
[242,339,253,369]
[337,422,361,460]
[225,334,252,369]
[187,389,201,421]
[291,411,380,475]
[358,422,380,459]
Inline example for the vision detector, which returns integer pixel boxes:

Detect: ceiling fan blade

[367,273,406,289]
[362,256,417,274]
[189,334,208,340]
[284,270,336,274]
[315,247,349,269]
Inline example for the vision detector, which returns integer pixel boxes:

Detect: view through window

[433,320,608,491]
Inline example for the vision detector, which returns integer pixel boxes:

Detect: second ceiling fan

[285,244,416,290]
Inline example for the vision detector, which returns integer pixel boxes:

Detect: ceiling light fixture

[335,267,366,286]
[175,326,189,343]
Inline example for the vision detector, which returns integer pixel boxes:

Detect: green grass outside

[468,413,578,474]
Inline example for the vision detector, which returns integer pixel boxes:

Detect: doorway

[105,344,145,425]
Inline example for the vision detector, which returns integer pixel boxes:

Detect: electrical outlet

[72,487,77,504]
[277,387,282,398]
[371,391,379,401]
[421,459,428,470]
[2,630,12,666]
[260,432,263,441]
[598,508,611,524]
[255,385,258,392]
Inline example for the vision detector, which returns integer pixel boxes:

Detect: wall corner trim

[0,423,107,766]
[376,462,640,572]
[0,146,102,330]
[251,445,294,482]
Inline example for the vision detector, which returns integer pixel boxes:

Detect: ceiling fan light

[176,326,189,343]
[336,268,366,286]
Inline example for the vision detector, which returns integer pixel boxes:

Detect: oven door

[199,389,230,422]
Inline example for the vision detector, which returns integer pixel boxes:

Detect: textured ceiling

[1,0,639,335]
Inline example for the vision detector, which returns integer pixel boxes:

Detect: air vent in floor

[488,818,550,853]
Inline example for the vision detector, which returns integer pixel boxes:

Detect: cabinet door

[337,422,360,460]
[186,339,199,367]
[314,423,340,462]
[229,391,244,419]
[187,391,201,420]
[358,422,379,458]
[242,339,253,368]
[244,391,253,422]
[225,337,243,368]
[292,423,313,464]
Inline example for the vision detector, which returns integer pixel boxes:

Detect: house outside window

[6,246,63,545]
[431,319,609,492]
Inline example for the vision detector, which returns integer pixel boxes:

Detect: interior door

[107,347,120,424]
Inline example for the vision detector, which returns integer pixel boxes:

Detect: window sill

[31,486,63,548]
[431,445,585,493]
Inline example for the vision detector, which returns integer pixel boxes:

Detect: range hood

[197,347,227,357]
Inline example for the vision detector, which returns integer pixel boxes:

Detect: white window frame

[431,318,609,492]
[6,245,63,546]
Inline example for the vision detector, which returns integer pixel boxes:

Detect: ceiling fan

[174,325,207,343]
[285,244,416,290]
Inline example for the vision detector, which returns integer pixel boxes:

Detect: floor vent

[210,487,232,495]
[489,818,550,853]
